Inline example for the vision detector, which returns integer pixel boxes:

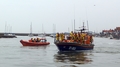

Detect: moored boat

[109,34,113,39]
[20,38,50,46]
[1,33,17,38]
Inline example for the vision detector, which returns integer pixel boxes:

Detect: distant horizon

[0,22,119,33]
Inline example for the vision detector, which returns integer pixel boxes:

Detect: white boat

[1,22,17,38]
[1,33,17,38]
[50,33,56,38]
[50,24,56,38]
[110,35,113,39]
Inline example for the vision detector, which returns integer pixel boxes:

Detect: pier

[0,33,51,37]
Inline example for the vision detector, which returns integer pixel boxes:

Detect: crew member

[56,33,59,41]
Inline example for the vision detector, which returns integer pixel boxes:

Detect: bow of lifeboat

[20,40,50,46]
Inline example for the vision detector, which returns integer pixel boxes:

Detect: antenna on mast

[30,22,32,34]
[68,27,70,32]
[73,3,75,32]
[71,20,73,31]
[85,1,89,32]
[5,21,7,33]
[74,19,75,32]
[83,22,85,30]
[87,20,89,32]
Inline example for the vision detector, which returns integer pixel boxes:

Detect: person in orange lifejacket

[87,35,91,44]
[30,38,34,42]
[56,33,59,41]
[85,34,90,44]
[34,38,37,42]
[70,31,74,40]
[29,38,32,42]
[73,32,77,42]
[84,33,88,44]
[36,38,40,42]
[62,33,65,41]
[77,32,80,42]
[59,33,62,42]
[80,33,85,44]
[80,33,82,44]
[90,35,93,43]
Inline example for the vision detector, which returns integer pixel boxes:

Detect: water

[0,36,120,67]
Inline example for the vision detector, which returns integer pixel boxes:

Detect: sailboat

[37,24,46,37]
[37,31,41,37]
[41,24,46,38]
[1,23,17,38]
[28,22,33,37]
[50,24,56,38]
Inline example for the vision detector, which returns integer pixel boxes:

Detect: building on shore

[99,27,120,39]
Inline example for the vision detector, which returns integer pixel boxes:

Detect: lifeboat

[54,22,94,52]
[20,40,50,46]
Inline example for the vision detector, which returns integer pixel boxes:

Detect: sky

[0,0,120,33]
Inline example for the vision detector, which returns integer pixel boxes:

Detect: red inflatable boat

[20,40,50,46]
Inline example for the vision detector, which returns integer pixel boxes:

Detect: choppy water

[0,36,120,67]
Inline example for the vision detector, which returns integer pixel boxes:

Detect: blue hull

[55,42,94,52]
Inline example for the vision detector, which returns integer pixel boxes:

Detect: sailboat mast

[53,24,55,33]
[85,2,89,32]
[5,22,7,33]
[73,4,75,32]
[54,24,56,33]
[83,22,85,31]
[87,20,89,32]
[71,20,73,31]
[74,19,75,32]
[11,26,12,33]
[68,27,70,32]
[30,22,32,35]
[42,24,44,33]
[83,22,84,29]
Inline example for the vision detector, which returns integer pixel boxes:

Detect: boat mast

[30,22,32,35]
[68,27,70,32]
[71,20,73,31]
[82,22,85,33]
[73,4,75,32]
[42,23,43,35]
[87,20,89,32]
[53,24,56,33]
[10,26,12,33]
[74,19,75,32]
[42,23,45,38]
[85,1,89,32]
[8,25,11,34]
[5,22,7,34]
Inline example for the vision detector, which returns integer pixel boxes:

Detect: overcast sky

[0,0,120,33]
